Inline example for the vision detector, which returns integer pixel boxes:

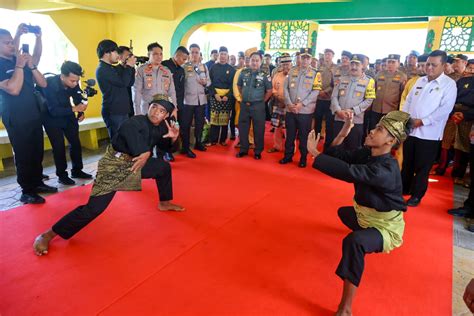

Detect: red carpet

[0,132,453,315]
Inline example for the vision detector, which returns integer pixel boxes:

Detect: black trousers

[4,118,44,194]
[179,104,206,151]
[452,149,470,179]
[333,121,364,151]
[284,112,313,161]
[52,157,173,239]
[210,125,228,144]
[401,136,440,199]
[463,144,474,217]
[368,111,385,132]
[336,206,384,287]
[314,99,335,150]
[44,120,83,178]
[229,102,236,138]
[238,102,266,154]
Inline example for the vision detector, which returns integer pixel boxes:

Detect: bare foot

[335,307,352,316]
[33,230,56,256]
[158,201,185,212]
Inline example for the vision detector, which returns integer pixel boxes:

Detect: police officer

[331,54,376,151]
[181,43,210,158]
[280,48,322,168]
[333,50,351,86]
[316,48,336,149]
[133,42,177,116]
[0,25,57,204]
[401,50,419,80]
[236,51,272,160]
[369,54,407,130]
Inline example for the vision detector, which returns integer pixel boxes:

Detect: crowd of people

[1,22,474,315]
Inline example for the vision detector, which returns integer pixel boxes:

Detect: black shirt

[96,61,135,115]
[41,75,82,128]
[112,115,171,157]
[313,146,407,212]
[161,58,185,107]
[456,76,474,121]
[0,56,40,124]
[209,63,236,98]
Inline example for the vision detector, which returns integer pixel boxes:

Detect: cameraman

[117,46,135,117]
[96,39,136,139]
[0,25,57,204]
[42,61,93,185]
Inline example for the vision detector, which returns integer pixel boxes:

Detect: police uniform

[237,67,272,156]
[401,50,419,81]
[132,63,177,115]
[316,50,336,149]
[333,50,352,86]
[281,48,322,166]
[0,56,44,198]
[331,54,376,151]
[369,54,407,130]
[182,61,211,152]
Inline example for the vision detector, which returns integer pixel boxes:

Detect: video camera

[83,79,97,98]
[129,39,149,66]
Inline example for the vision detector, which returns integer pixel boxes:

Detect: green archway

[170,0,474,53]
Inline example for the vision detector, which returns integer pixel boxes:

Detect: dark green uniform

[237,68,272,155]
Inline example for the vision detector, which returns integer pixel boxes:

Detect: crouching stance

[34,95,184,256]
[307,111,412,315]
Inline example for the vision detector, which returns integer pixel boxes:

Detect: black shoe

[230,136,236,140]
[467,223,474,233]
[182,150,196,158]
[447,207,474,217]
[71,170,93,179]
[298,160,307,168]
[254,153,262,160]
[42,174,49,180]
[163,152,175,162]
[236,152,248,158]
[270,127,275,133]
[195,144,207,152]
[58,176,75,185]
[406,197,421,207]
[34,183,58,194]
[20,193,45,204]
[279,157,293,164]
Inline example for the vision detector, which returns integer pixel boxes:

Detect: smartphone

[25,25,41,34]
[21,44,29,54]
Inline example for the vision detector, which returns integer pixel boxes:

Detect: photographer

[0,25,57,204]
[117,46,135,117]
[42,61,93,185]
[96,39,136,139]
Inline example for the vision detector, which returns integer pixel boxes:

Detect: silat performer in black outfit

[307,110,412,316]
[33,94,185,256]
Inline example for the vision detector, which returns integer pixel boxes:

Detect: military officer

[369,54,407,130]
[236,52,273,160]
[331,54,376,151]
[133,42,177,115]
[280,47,322,168]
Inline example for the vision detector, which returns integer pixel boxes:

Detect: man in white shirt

[402,50,457,207]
